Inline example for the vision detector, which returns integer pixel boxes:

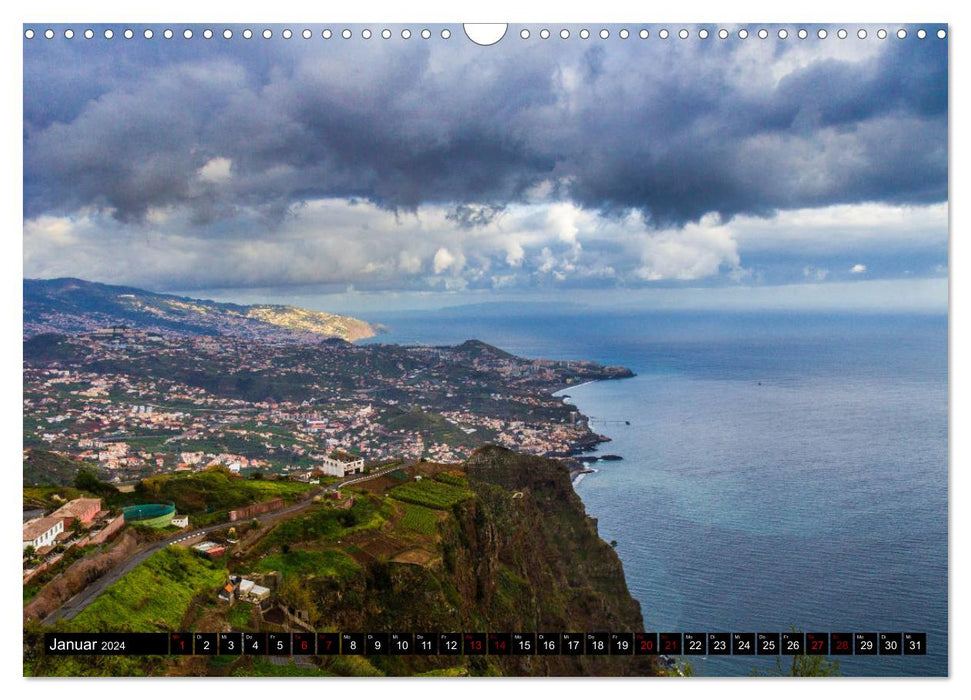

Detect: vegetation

[327,656,386,677]
[24,485,87,509]
[227,603,254,629]
[26,447,655,678]
[23,583,42,604]
[23,544,98,603]
[433,472,468,488]
[399,503,440,535]
[753,653,842,677]
[74,467,121,501]
[752,628,842,677]
[233,658,334,677]
[133,469,311,517]
[415,667,468,677]
[787,655,841,677]
[70,547,226,632]
[389,478,472,510]
[384,407,477,447]
[24,277,378,343]
[263,498,380,549]
[23,449,108,488]
[22,332,86,362]
[254,549,361,580]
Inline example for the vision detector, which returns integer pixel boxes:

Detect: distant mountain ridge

[23,277,379,343]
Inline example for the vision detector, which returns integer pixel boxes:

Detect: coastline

[571,467,597,485]
[553,378,600,394]
[551,376,629,484]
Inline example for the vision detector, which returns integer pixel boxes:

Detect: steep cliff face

[26,447,655,677]
[307,446,656,676]
[450,446,653,675]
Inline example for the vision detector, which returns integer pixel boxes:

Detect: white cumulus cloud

[631,214,741,281]
[433,247,461,274]
[197,157,233,184]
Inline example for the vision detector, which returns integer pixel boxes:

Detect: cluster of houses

[218,575,272,605]
[23,497,102,551]
[215,572,315,632]
[22,497,126,582]
[177,451,255,474]
[24,449,363,559]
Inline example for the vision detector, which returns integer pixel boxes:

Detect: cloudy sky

[22,23,948,311]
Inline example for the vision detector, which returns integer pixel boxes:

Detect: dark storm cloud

[23,24,947,228]
[559,34,947,225]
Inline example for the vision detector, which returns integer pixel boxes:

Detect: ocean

[358,307,948,677]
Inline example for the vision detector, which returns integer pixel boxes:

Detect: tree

[135,476,162,500]
[279,576,318,624]
[23,544,36,561]
[74,467,119,499]
[786,654,841,677]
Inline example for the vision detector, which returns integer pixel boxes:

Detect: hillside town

[24,327,631,483]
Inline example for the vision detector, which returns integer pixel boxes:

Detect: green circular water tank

[122,503,176,528]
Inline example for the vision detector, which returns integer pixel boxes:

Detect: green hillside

[133,470,314,522]
[23,449,106,487]
[70,547,226,632]
[25,447,656,677]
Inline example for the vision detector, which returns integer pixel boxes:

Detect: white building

[320,451,365,478]
[238,578,271,603]
[23,516,64,551]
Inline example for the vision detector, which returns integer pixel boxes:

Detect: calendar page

[21,14,948,681]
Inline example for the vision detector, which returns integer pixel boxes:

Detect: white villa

[23,516,64,551]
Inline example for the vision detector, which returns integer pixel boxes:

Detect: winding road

[41,464,404,624]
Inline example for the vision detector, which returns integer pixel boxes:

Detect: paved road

[42,464,404,624]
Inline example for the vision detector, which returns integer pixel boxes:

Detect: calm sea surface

[359,308,948,676]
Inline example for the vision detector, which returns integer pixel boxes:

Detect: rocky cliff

[25,447,656,677]
[303,446,655,676]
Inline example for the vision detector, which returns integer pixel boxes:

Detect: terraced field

[388,479,472,510]
[399,503,440,535]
